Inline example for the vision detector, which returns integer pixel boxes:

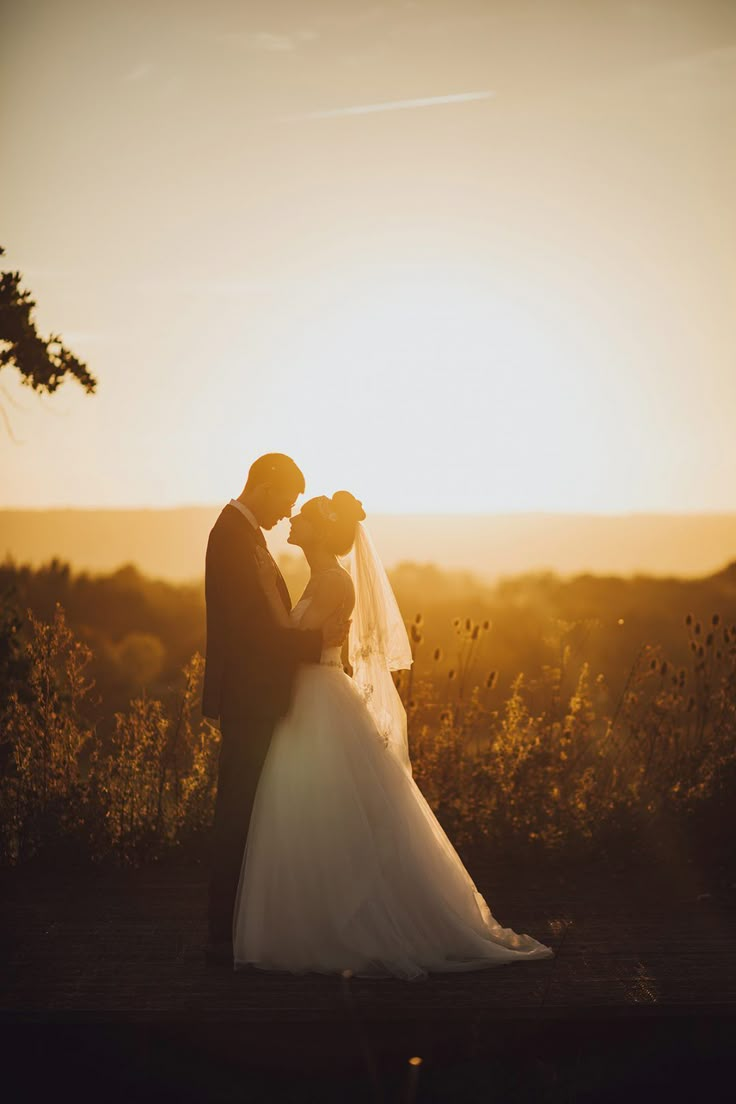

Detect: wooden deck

[2,849,735,1101]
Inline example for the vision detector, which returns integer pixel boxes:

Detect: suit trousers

[207,710,276,944]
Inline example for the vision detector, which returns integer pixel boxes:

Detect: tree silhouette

[0,246,97,434]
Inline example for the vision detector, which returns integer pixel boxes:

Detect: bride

[233,491,554,981]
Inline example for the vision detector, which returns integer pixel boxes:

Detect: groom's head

[239,453,305,529]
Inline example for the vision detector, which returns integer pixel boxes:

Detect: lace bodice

[290,574,348,668]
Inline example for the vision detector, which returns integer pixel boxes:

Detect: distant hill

[2,508,736,583]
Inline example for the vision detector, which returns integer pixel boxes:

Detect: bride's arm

[213,524,322,671]
[298,572,355,636]
[252,551,351,653]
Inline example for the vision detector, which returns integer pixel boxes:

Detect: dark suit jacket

[202,503,322,723]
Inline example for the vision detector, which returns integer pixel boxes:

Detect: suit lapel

[272,564,292,613]
[225,502,292,612]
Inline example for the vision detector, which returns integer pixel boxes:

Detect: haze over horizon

[2,0,735,517]
[4,506,736,583]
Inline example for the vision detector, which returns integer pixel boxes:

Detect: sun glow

[206,260,634,515]
[2,0,734,515]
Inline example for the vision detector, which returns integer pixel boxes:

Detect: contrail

[297,90,496,119]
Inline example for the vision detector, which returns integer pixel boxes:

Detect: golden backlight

[1,0,734,516]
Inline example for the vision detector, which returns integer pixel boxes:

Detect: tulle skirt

[233,664,554,981]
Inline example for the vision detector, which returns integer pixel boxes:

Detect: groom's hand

[322,611,352,649]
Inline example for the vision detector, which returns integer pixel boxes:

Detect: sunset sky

[2,0,735,514]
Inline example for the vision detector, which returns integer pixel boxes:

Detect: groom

[202,452,348,963]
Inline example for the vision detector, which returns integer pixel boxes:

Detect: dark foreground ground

[1,845,735,1103]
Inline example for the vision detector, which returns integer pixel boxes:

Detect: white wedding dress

[232,568,554,981]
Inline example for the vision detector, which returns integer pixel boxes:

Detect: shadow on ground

[2,847,734,1101]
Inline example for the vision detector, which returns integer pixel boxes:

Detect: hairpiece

[315,496,338,523]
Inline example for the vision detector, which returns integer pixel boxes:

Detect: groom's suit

[203,501,322,944]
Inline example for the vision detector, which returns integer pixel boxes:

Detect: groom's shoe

[204,940,233,967]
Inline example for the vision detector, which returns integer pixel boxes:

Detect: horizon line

[3,505,736,518]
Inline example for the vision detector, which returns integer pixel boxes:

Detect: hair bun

[331,490,366,523]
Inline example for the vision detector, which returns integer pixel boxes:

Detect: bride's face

[287,508,320,551]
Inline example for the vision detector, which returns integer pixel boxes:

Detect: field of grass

[1,558,735,871]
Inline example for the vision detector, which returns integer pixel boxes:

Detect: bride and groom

[202,453,553,980]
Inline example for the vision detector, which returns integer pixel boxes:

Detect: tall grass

[402,611,736,863]
[0,604,219,866]
[1,601,735,868]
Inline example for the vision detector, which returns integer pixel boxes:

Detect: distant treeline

[3,555,736,720]
[2,557,736,868]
